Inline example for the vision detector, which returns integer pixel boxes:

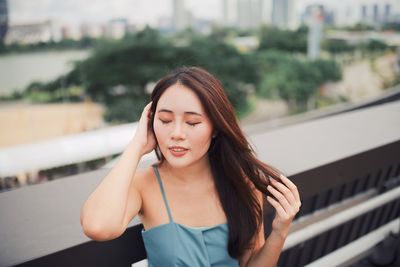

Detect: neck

[161,155,213,185]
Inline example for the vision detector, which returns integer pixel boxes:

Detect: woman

[80,66,301,266]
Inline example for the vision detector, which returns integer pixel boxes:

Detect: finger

[278,174,301,205]
[144,101,152,110]
[266,196,287,218]
[267,185,294,215]
[142,103,151,116]
[145,102,153,118]
[144,101,152,111]
[270,178,297,208]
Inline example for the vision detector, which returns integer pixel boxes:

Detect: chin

[166,154,210,171]
[165,161,189,169]
[164,156,193,169]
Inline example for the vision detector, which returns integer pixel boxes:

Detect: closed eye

[159,119,171,124]
[159,119,200,127]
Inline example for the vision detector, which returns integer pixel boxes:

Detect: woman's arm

[80,140,144,241]
[243,228,287,267]
[80,102,156,241]
[241,174,301,267]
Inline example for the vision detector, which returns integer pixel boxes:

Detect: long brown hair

[149,66,282,259]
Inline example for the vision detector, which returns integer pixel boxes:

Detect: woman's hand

[266,174,301,238]
[132,101,157,156]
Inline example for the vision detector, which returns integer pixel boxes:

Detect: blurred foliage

[323,38,389,58]
[0,37,97,55]
[322,39,356,54]
[364,39,389,51]
[342,23,375,32]
[258,25,307,53]
[255,50,342,112]
[24,83,85,103]
[0,42,5,54]
[104,96,148,123]
[329,21,400,32]
[315,94,348,109]
[382,22,400,32]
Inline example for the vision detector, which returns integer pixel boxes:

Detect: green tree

[344,23,375,31]
[365,39,388,51]
[322,39,355,54]
[258,26,307,53]
[256,51,342,112]
[382,22,400,32]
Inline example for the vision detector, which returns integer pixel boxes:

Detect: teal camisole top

[141,164,239,267]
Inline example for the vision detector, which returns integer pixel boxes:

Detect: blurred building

[307,5,324,59]
[60,25,82,40]
[173,0,185,31]
[173,0,193,31]
[237,0,263,30]
[222,0,238,27]
[222,0,275,30]
[358,0,400,26]
[126,23,138,35]
[301,4,334,26]
[5,20,63,45]
[0,0,7,42]
[272,0,298,29]
[106,18,128,39]
[80,23,105,39]
[301,0,400,27]
[192,18,213,34]
[157,16,174,33]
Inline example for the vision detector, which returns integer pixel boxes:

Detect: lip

[169,146,188,150]
[168,146,189,157]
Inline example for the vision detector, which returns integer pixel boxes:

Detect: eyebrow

[158,109,203,117]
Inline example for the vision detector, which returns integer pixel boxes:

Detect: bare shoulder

[131,164,159,203]
[131,165,155,193]
[120,164,156,230]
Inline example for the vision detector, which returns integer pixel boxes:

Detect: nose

[171,122,186,140]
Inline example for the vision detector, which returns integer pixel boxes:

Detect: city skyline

[8,0,221,26]
[7,0,332,26]
[7,0,400,28]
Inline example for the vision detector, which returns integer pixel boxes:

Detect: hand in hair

[266,174,301,238]
[133,101,157,156]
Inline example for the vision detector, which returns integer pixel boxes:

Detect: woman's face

[153,83,214,168]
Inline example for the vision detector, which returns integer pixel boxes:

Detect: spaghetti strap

[152,163,174,223]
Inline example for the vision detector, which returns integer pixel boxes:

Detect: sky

[8,0,222,26]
